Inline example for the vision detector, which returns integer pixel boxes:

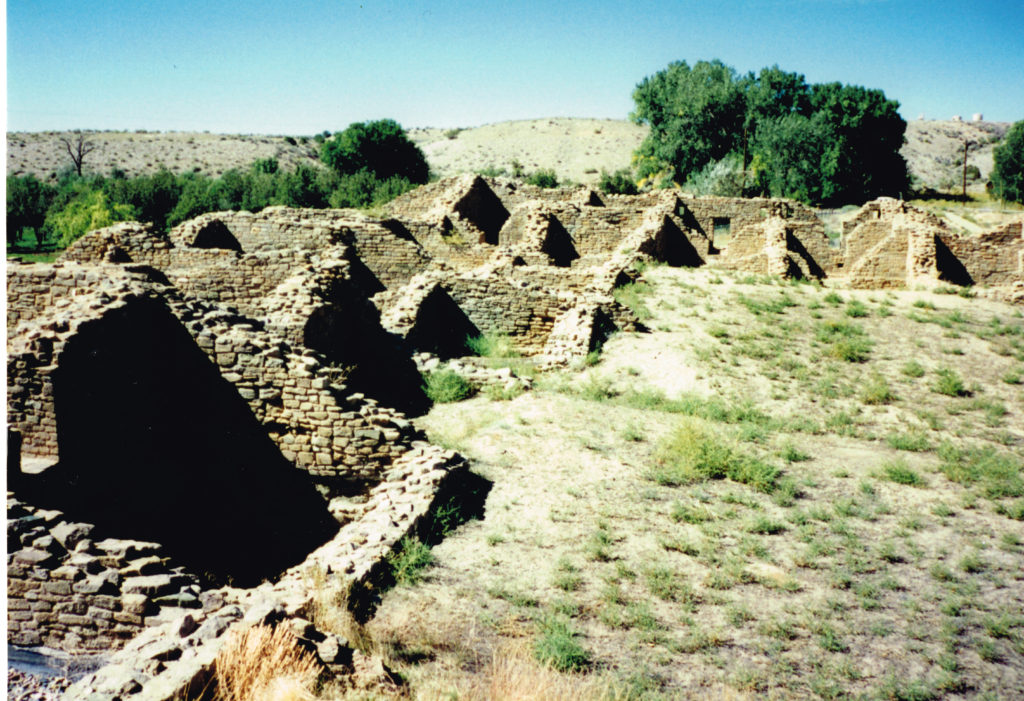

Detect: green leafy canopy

[631,60,910,206]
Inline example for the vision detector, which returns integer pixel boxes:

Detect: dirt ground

[359,266,1023,699]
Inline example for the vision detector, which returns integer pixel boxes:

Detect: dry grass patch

[214,624,319,701]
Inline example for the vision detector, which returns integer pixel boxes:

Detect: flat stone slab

[122,575,175,597]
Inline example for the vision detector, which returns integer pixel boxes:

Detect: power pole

[961,140,973,199]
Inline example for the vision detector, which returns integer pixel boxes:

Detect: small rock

[51,521,95,550]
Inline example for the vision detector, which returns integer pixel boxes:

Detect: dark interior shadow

[304,302,430,416]
[403,286,480,359]
[455,177,510,245]
[19,297,337,587]
[190,220,243,253]
[378,219,420,244]
[343,251,387,296]
[935,236,974,286]
[541,216,580,267]
[639,216,704,267]
[786,230,825,279]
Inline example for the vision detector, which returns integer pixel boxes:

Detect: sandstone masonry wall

[939,221,1024,286]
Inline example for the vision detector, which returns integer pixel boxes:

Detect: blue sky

[6,0,1023,134]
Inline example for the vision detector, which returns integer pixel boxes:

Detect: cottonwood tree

[60,133,97,177]
[991,121,1024,203]
[631,60,909,205]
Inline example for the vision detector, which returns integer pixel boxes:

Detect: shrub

[938,443,1023,498]
[845,300,869,317]
[651,418,779,492]
[598,169,638,195]
[860,372,896,404]
[880,459,927,487]
[214,624,319,701]
[387,536,435,586]
[533,615,590,672]
[320,119,429,184]
[423,369,474,403]
[525,169,559,188]
[901,360,926,378]
[829,337,872,362]
[467,333,518,359]
[886,431,930,452]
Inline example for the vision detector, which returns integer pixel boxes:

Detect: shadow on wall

[19,297,339,587]
[304,305,431,417]
[190,220,243,252]
[456,178,510,245]
[541,217,580,267]
[786,230,826,279]
[403,286,480,360]
[640,216,704,267]
[935,236,974,286]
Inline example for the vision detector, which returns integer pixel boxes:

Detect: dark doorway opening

[22,297,338,586]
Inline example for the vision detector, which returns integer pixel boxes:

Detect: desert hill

[5,117,1013,191]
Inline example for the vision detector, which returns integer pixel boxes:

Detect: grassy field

[316,266,1024,700]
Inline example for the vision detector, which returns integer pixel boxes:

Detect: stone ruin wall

[7,263,416,481]
[7,260,470,669]
[938,221,1024,286]
[8,494,204,652]
[442,275,575,355]
[12,175,1024,697]
[836,198,1023,292]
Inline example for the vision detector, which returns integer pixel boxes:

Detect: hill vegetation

[6,121,426,254]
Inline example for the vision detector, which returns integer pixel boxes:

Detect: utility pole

[961,140,974,199]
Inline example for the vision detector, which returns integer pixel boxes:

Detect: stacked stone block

[7,495,201,652]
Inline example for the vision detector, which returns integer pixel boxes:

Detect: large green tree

[320,119,429,184]
[991,120,1024,203]
[7,175,55,249]
[45,187,136,248]
[631,60,909,205]
[632,60,746,186]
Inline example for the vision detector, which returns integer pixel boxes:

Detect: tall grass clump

[651,418,779,492]
[860,372,897,405]
[931,368,970,397]
[533,614,590,672]
[387,536,436,586]
[423,369,475,403]
[467,333,519,359]
[214,624,319,701]
[880,459,928,487]
[613,282,652,321]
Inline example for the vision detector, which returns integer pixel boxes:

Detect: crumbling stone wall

[8,496,202,652]
[938,221,1024,286]
[716,205,834,280]
[442,273,573,355]
[7,263,417,482]
[61,222,175,267]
